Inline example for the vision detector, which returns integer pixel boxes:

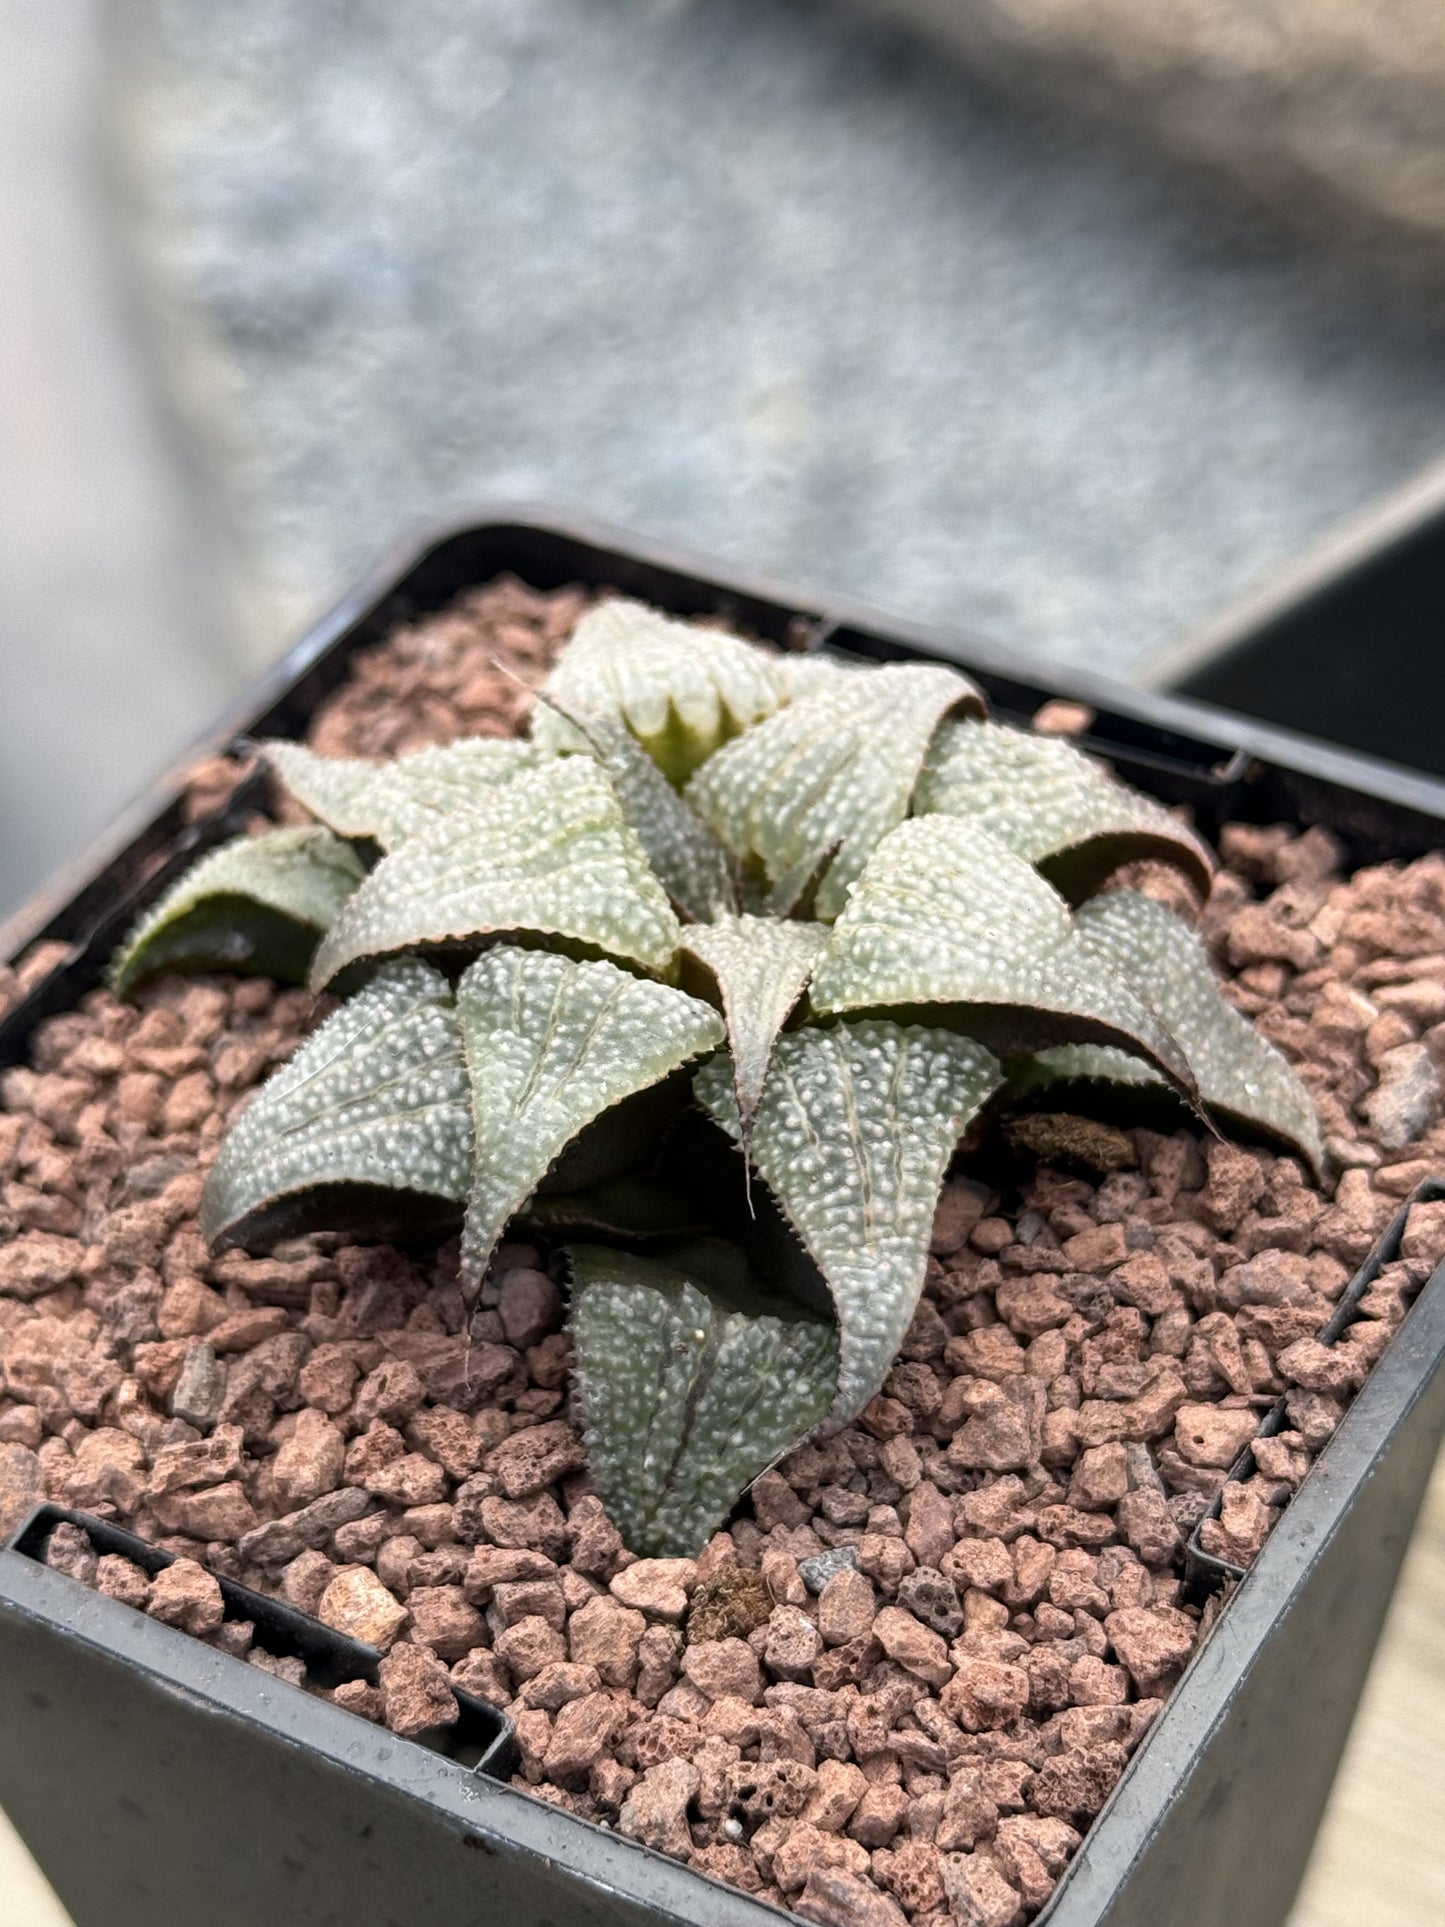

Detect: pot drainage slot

[7,1503,518,1779]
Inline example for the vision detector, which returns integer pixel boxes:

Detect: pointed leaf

[308,757,682,990]
[112,828,364,994]
[455,946,724,1289]
[680,914,827,1134]
[774,651,871,701]
[261,736,542,849]
[1014,889,1323,1171]
[533,690,735,920]
[809,817,1196,1095]
[532,599,787,783]
[913,719,1213,900]
[569,1243,838,1557]
[200,959,472,1251]
[686,662,982,921]
[695,1020,1001,1420]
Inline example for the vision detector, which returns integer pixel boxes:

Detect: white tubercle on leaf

[1015,888,1324,1172]
[679,914,827,1136]
[261,736,543,849]
[200,958,473,1251]
[112,826,365,994]
[685,661,982,921]
[913,718,1214,900]
[531,689,735,921]
[455,946,725,1292]
[531,599,788,784]
[307,757,682,990]
[695,1019,1001,1422]
[569,1243,838,1558]
[809,816,1196,1097]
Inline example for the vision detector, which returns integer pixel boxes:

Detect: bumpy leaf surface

[685,661,983,921]
[913,719,1214,900]
[569,1243,838,1556]
[261,737,542,849]
[455,947,724,1289]
[201,959,472,1250]
[532,692,734,920]
[680,914,827,1134]
[1014,889,1323,1170]
[113,827,364,994]
[532,599,787,783]
[308,757,681,989]
[809,817,1195,1093]
[695,1020,1001,1420]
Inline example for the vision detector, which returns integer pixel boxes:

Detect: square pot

[2,508,1444,1927]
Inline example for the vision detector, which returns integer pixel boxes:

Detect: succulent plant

[114,597,1322,1557]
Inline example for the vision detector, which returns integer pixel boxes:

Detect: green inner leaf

[679,914,827,1137]
[685,661,983,922]
[1013,889,1323,1172]
[532,690,735,921]
[695,1019,1001,1421]
[200,958,473,1252]
[532,599,788,784]
[568,1242,838,1558]
[112,827,365,994]
[809,816,1197,1096]
[307,757,682,990]
[454,946,725,1292]
[913,718,1214,901]
[261,736,542,849]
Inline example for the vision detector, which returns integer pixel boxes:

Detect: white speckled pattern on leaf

[680,914,826,1134]
[307,757,681,989]
[532,692,734,920]
[569,1243,838,1557]
[200,958,472,1247]
[262,736,542,849]
[531,599,787,783]
[112,827,365,993]
[913,718,1214,899]
[809,816,1195,1093]
[1015,888,1323,1171]
[455,947,725,1289]
[695,1019,1001,1421]
[685,661,982,921]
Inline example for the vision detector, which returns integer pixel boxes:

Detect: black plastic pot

[2,508,1444,1927]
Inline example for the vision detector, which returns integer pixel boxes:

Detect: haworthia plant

[914,718,1214,901]
[116,593,1320,1558]
[696,1021,1001,1421]
[685,661,984,920]
[1010,888,1323,1172]
[569,1243,838,1558]
[113,827,365,994]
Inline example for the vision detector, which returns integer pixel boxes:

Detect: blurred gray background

[3,4,1445,1922]
[8,0,1445,926]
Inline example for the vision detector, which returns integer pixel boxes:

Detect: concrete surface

[0,2,241,924]
[110,0,1445,678]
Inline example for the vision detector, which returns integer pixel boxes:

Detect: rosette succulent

[113,599,1321,1557]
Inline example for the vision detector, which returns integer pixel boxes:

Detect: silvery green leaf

[261,736,542,849]
[112,827,364,995]
[200,959,471,1251]
[680,914,827,1135]
[531,599,787,783]
[531,690,735,920]
[774,651,871,701]
[809,817,1196,1096]
[913,719,1213,900]
[455,946,725,1289]
[685,661,982,921]
[695,1020,1001,1421]
[1015,889,1323,1171]
[308,757,681,990]
[568,1243,838,1557]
